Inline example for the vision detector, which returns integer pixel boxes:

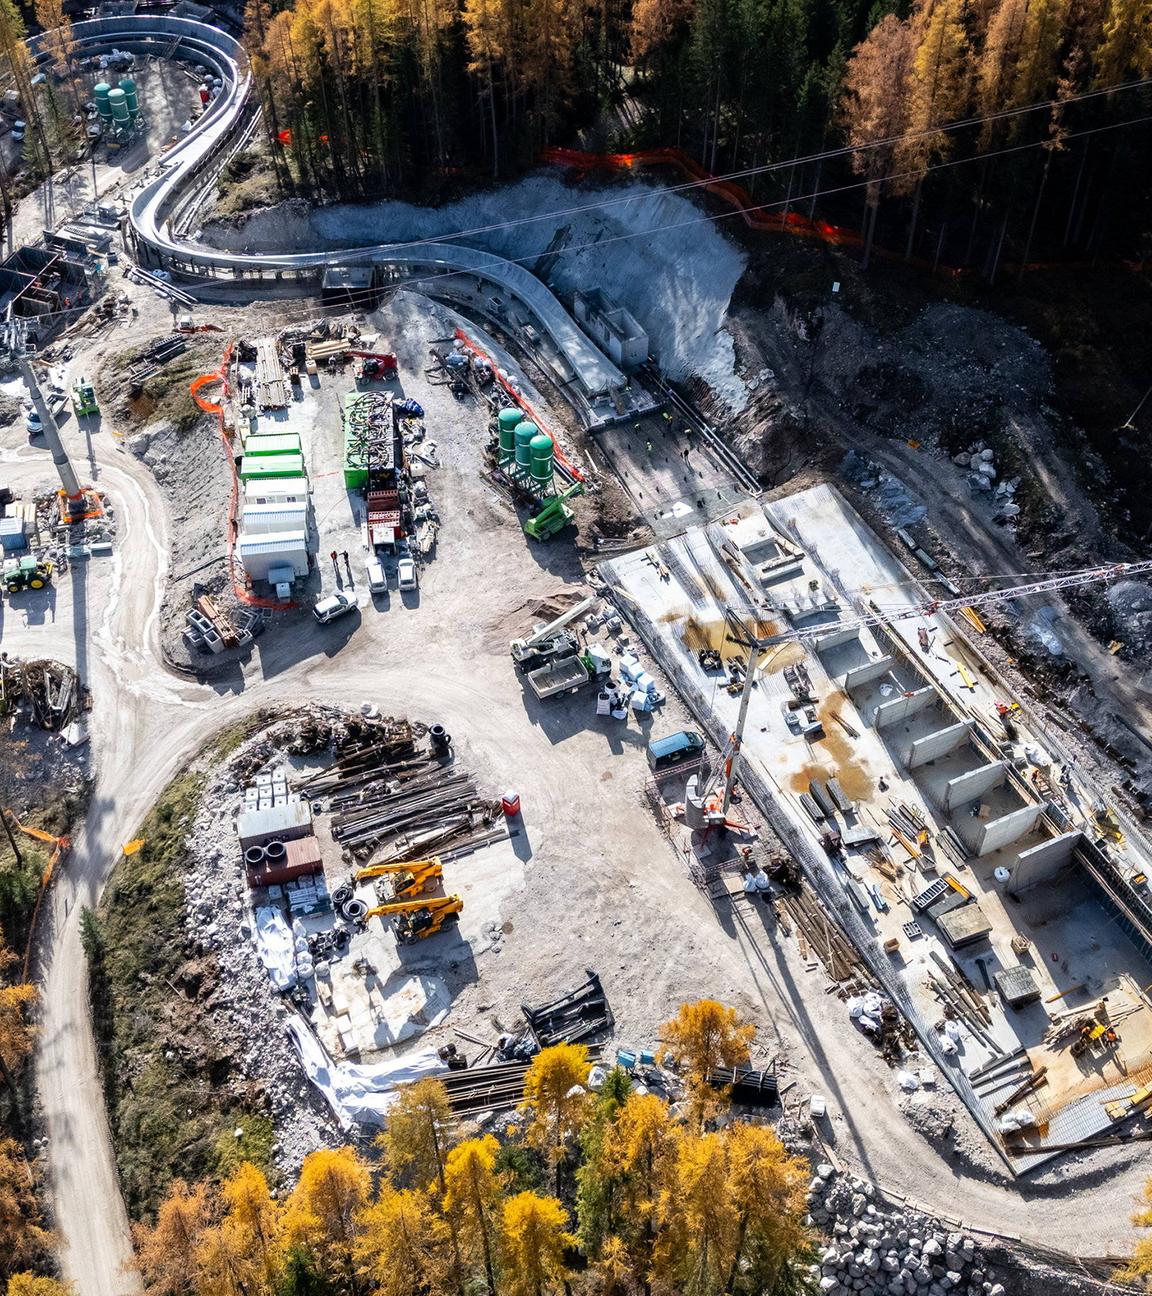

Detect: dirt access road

[2,296,1147,1296]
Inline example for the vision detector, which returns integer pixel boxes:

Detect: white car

[397,558,418,591]
[313,591,356,624]
[365,557,387,594]
[25,407,42,437]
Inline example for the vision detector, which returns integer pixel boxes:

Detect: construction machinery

[352,351,398,384]
[355,856,443,900]
[360,893,464,943]
[3,555,54,594]
[2,808,70,874]
[524,482,582,541]
[509,595,596,662]
[71,376,99,417]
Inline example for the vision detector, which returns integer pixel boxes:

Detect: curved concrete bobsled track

[30,17,626,398]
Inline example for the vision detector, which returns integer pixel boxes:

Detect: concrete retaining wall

[943,761,1007,812]
[1011,830,1083,893]
[873,686,939,731]
[961,803,1045,857]
[843,656,895,695]
[907,719,974,770]
[814,627,861,655]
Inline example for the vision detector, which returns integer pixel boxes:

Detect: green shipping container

[243,432,302,457]
[240,454,306,481]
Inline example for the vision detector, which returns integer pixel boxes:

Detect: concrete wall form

[942,761,1007,812]
[873,686,939,731]
[961,803,1045,857]
[907,719,974,770]
[1011,831,1083,894]
[842,656,896,694]
[813,627,861,655]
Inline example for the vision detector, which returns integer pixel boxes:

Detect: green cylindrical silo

[94,82,112,122]
[118,76,139,115]
[529,433,554,489]
[108,87,129,124]
[513,420,536,473]
[497,408,520,463]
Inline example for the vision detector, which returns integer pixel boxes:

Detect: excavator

[360,894,464,944]
[2,808,70,881]
[355,856,443,901]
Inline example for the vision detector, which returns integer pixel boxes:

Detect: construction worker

[646,439,654,455]
[330,550,338,565]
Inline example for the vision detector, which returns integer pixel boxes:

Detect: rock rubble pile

[807,1167,1003,1296]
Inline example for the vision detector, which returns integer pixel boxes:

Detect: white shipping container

[239,500,310,536]
[238,528,310,581]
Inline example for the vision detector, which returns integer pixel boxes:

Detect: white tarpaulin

[254,906,297,992]
[286,1018,445,1127]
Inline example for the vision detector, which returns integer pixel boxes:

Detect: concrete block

[814,627,862,655]
[961,803,1044,857]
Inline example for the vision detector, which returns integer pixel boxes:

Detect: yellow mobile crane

[361,894,464,944]
[355,856,443,901]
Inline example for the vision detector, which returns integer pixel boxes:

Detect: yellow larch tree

[651,1130,739,1296]
[519,1043,592,1177]
[356,1184,453,1296]
[133,1180,212,1296]
[0,1137,52,1281]
[658,1001,753,1125]
[443,1135,504,1296]
[5,1277,72,1296]
[377,1077,456,1192]
[500,1191,576,1296]
[723,1122,811,1293]
[283,1147,372,1293]
[1093,0,1152,83]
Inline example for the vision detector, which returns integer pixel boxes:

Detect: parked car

[24,407,42,437]
[366,557,388,594]
[313,591,356,624]
[397,557,418,591]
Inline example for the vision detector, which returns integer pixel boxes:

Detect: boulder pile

[807,1166,1004,1296]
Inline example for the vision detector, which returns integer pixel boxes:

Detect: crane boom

[757,559,1152,647]
[356,855,440,881]
[364,893,463,920]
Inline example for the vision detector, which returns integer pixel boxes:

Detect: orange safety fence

[539,145,1112,279]
[453,327,586,483]
[191,344,297,610]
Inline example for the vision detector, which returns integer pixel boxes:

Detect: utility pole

[18,353,84,516]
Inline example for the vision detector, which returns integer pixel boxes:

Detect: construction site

[2,8,1152,1296]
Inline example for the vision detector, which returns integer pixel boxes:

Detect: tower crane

[712,557,1152,814]
[767,558,1152,648]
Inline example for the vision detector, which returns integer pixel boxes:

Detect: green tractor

[523,482,583,542]
[71,377,98,418]
[4,555,54,594]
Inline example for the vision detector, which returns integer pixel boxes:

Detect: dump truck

[527,651,607,700]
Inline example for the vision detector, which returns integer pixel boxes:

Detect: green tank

[118,76,138,115]
[529,433,554,489]
[94,82,112,123]
[513,421,537,474]
[497,408,520,464]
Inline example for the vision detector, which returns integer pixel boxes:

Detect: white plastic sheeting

[254,906,297,992]
[286,1018,444,1127]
